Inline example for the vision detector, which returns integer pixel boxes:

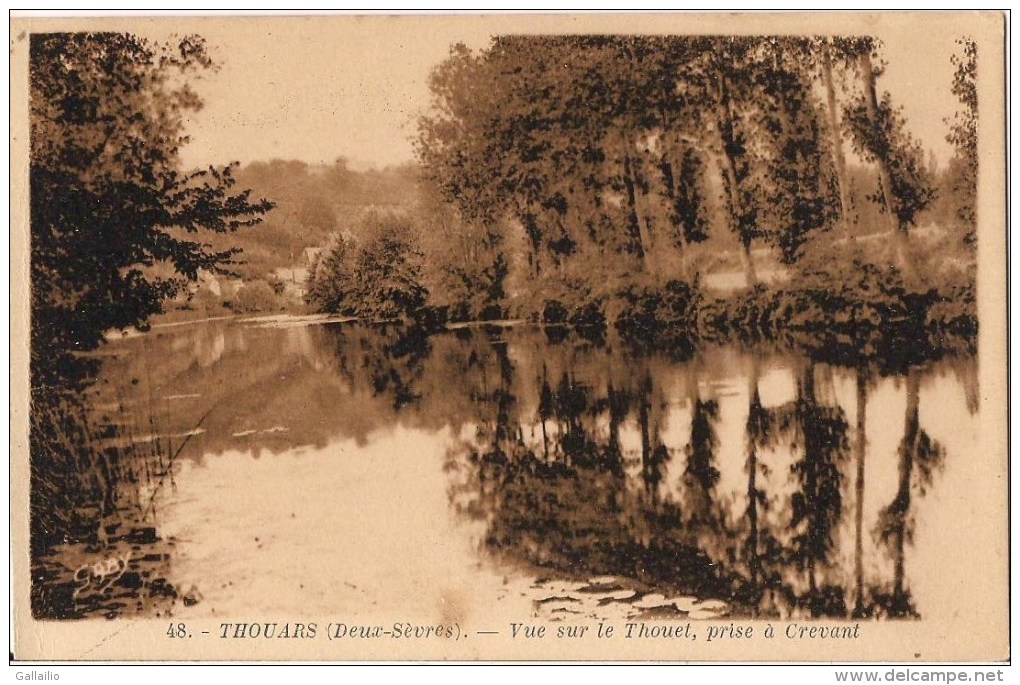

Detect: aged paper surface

[10,11,1008,662]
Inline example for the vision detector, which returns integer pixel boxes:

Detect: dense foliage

[28,32,274,587]
[306,211,428,321]
[409,35,976,351]
[30,32,272,386]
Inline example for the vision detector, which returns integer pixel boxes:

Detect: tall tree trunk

[858,52,899,233]
[822,44,852,236]
[656,102,691,280]
[713,71,757,287]
[740,243,758,288]
[622,139,654,272]
[522,211,543,278]
[634,158,660,276]
[655,85,690,279]
[658,152,688,278]
[852,364,868,617]
[858,50,915,280]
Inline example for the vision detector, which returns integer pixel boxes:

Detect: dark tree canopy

[30,32,272,386]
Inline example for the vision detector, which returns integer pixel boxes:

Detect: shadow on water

[30,317,976,620]
[441,325,972,620]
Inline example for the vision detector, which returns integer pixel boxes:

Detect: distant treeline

[196,159,419,281]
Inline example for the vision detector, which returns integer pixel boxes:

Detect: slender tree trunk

[853,364,868,617]
[635,178,659,276]
[659,153,688,276]
[858,52,899,234]
[740,243,759,288]
[656,116,691,280]
[522,211,543,278]
[714,71,757,287]
[622,135,653,271]
[660,153,677,205]
[822,45,852,236]
[655,88,689,279]
[858,51,915,280]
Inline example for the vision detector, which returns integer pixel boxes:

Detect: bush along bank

[699,267,976,370]
[305,213,975,367]
[499,267,974,370]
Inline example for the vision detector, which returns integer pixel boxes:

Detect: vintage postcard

[9,11,1008,662]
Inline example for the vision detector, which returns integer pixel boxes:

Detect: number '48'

[167,623,188,638]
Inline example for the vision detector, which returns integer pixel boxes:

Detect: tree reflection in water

[441,326,956,620]
[44,320,963,620]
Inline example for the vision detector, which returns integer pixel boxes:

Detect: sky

[176,16,493,170]
[34,12,985,171]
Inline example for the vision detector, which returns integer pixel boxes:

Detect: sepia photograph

[9,11,1009,664]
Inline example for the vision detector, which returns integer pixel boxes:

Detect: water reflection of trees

[869,369,947,618]
[752,361,851,616]
[443,329,958,620]
[94,321,964,620]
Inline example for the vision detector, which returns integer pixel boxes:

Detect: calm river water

[39,316,980,623]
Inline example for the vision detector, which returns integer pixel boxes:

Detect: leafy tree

[306,211,428,321]
[666,147,713,258]
[943,38,977,245]
[30,32,272,386]
[815,37,855,235]
[416,181,509,321]
[349,213,429,321]
[693,36,770,285]
[417,43,504,227]
[757,37,841,264]
[843,39,935,276]
[305,233,355,313]
[419,33,954,319]
[231,279,282,314]
[647,39,714,270]
[419,36,714,286]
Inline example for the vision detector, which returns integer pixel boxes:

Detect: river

[33,315,980,623]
